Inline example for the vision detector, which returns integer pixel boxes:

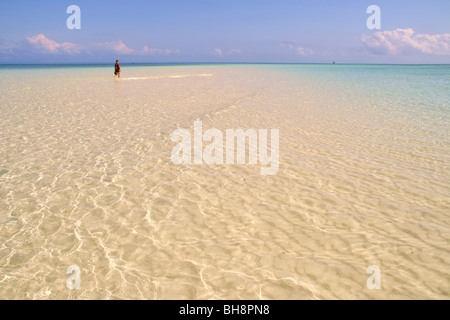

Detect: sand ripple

[0,65,448,299]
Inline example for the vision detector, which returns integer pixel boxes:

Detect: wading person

[114,60,121,78]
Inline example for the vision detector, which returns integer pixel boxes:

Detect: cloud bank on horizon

[0,0,449,63]
[18,34,179,57]
[362,28,450,56]
[3,28,447,63]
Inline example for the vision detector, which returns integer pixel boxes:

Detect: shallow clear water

[0,64,449,299]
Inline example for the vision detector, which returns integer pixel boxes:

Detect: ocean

[0,63,448,299]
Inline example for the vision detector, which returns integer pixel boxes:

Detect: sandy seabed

[0,65,448,299]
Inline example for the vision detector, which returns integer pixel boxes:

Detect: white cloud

[278,41,295,50]
[24,34,179,57]
[25,34,136,55]
[211,48,242,57]
[95,40,134,54]
[212,48,224,57]
[227,48,242,55]
[143,46,180,56]
[295,47,314,56]
[361,28,450,55]
[279,41,314,56]
[26,34,80,54]
[25,35,181,57]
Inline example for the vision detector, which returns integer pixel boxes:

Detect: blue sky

[0,0,449,63]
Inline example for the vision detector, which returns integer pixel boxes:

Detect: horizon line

[1,62,449,66]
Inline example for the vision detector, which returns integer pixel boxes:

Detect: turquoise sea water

[269,64,450,112]
[2,63,448,108]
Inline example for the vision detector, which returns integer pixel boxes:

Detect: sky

[0,0,449,64]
